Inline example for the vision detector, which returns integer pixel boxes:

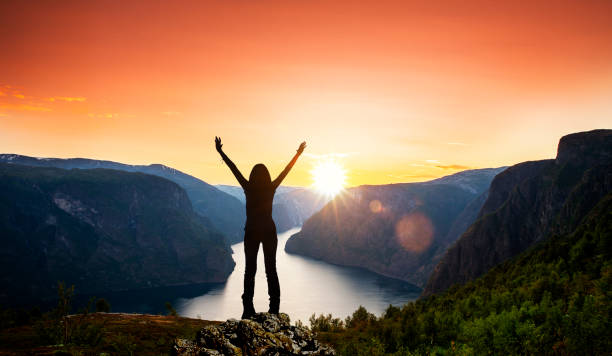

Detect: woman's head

[249,163,271,188]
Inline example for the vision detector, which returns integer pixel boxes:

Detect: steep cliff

[0,163,235,305]
[423,129,612,296]
[285,168,505,287]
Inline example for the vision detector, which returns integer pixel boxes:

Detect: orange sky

[1,0,611,186]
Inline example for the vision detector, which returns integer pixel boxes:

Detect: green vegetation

[0,282,215,355]
[165,302,178,317]
[311,194,612,355]
[1,193,608,354]
[96,298,111,313]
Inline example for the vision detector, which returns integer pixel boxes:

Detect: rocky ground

[174,313,335,356]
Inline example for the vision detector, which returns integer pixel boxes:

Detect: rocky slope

[423,129,612,296]
[0,163,235,305]
[273,188,330,232]
[285,168,506,287]
[0,154,246,243]
[174,313,335,356]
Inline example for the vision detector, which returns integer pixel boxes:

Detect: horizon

[1,1,611,186]
[0,151,509,189]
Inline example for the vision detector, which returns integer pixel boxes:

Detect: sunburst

[311,159,346,197]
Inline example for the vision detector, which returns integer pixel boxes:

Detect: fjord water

[82,228,420,322]
[175,228,421,323]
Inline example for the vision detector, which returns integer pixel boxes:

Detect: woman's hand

[215,136,223,153]
[297,141,306,155]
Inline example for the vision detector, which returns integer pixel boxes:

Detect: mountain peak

[556,129,612,166]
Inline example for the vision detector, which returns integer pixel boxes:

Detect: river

[80,227,421,323]
[175,227,421,323]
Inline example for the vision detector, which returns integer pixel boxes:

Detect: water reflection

[176,228,421,323]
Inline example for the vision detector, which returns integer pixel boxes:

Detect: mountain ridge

[423,129,612,296]
[0,154,246,243]
[0,163,235,305]
[285,167,506,287]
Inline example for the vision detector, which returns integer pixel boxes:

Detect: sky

[1,0,611,187]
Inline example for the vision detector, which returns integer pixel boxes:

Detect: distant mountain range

[4,129,607,307]
[0,154,327,243]
[0,163,234,305]
[0,154,247,244]
[216,184,330,233]
[285,167,506,287]
[423,129,612,295]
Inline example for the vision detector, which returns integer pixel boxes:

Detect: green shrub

[96,298,111,313]
[328,195,612,355]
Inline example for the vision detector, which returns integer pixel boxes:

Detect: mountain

[0,163,235,305]
[216,185,330,233]
[215,185,299,203]
[215,184,247,203]
[325,188,612,355]
[273,188,330,231]
[423,129,612,296]
[0,154,245,243]
[285,167,506,287]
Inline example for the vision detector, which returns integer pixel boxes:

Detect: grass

[0,313,218,356]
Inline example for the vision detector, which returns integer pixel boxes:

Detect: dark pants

[242,225,280,313]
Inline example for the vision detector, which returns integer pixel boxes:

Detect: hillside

[0,163,235,305]
[0,312,217,355]
[318,190,611,355]
[0,154,246,243]
[285,168,505,287]
[424,129,612,295]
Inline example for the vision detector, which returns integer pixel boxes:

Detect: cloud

[19,104,52,112]
[0,103,52,112]
[387,173,439,179]
[46,96,86,102]
[446,142,469,146]
[162,111,182,116]
[88,113,119,119]
[426,159,441,164]
[0,84,86,113]
[303,152,352,159]
[435,164,471,170]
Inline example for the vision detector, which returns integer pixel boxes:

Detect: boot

[242,301,256,319]
[268,299,279,314]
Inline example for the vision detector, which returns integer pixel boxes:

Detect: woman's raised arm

[272,141,306,188]
[215,136,248,189]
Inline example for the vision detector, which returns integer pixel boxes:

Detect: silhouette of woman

[215,137,306,318]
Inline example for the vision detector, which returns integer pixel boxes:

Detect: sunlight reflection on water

[176,228,421,323]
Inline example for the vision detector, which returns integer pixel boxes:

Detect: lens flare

[369,199,383,213]
[311,158,346,197]
[395,213,434,253]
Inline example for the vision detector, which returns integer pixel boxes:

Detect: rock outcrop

[173,313,335,356]
[423,129,612,296]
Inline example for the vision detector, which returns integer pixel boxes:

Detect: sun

[311,159,347,197]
